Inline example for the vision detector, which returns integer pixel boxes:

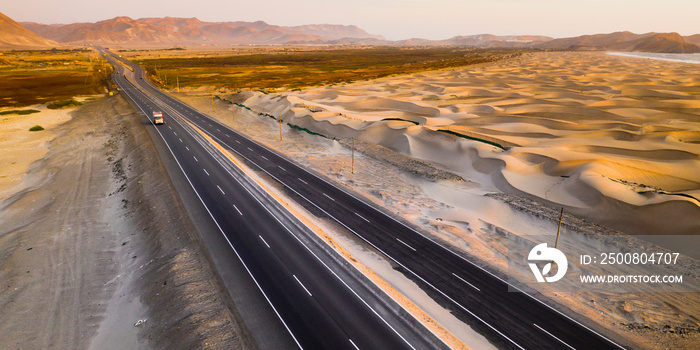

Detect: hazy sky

[3,0,698,40]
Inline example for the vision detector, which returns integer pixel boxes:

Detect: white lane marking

[322,193,335,201]
[179,138,182,142]
[259,235,270,248]
[396,238,416,252]
[533,324,576,350]
[203,168,210,176]
[261,156,268,161]
[233,204,243,216]
[278,165,286,172]
[293,275,312,297]
[193,156,198,162]
[217,185,225,195]
[115,83,304,350]
[247,147,253,151]
[452,273,480,292]
[173,132,177,136]
[185,146,190,151]
[349,339,360,350]
[168,125,172,129]
[225,134,230,138]
[354,212,370,223]
[216,128,221,132]
[235,140,241,144]
[208,123,213,126]
[297,178,308,185]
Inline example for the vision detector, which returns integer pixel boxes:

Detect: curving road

[102,48,629,350]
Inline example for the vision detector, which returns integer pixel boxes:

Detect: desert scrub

[47,99,83,109]
[0,109,41,115]
[29,125,45,131]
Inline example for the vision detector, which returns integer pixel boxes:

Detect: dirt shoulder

[0,95,255,349]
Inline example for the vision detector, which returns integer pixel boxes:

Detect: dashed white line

[278,165,286,172]
[236,140,241,144]
[216,128,221,132]
[259,235,270,248]
[168,125,172,130]
[179,138,183,142]
[225,134,230,138]
[354,212,370,223]
[349,339,360,350]
[451,273,480,291]
[203,168,210,176]
[293,275,312,297]
[185,146,190,151]
[233,204,243,216]
[322,193,335,201]
[396,238,416,252]
[173,132,177,136]
[533,324,576,350]
[193,156,198,162]
[247,147,253,151]
[261,156,268,161]
[217,185,225,195]
[298,178,308,185]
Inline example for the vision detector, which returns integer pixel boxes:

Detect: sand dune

[237,51,700,235]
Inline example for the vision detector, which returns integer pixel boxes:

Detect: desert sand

[0,96,253,349]
[236,51,700,237]
[175,51,700,349]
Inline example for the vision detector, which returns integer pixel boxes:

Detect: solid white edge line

[533,323,576,350]
[293,274,313,297]
[451,272,480,292]
[115,78,304,349]
[181,125,419,350]
[396,238,416,252]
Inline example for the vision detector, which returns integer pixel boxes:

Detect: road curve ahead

[103,48,629,350]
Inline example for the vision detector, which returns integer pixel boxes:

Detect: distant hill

[631,33,700,53]
[536,31,700,53]
[0,11,58,49]
[14,14,700,53]
[21,16,383,47]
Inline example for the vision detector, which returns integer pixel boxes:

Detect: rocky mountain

[537,31,700,53]
[0,11,58,49]
[21,16,383,47]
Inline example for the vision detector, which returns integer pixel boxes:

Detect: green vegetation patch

[142,47,525,91]
[0,109,41,115]
[382,117,420,125]
[47,99,83,109]
[287,123,330,139]
[29,125,45,131]
[438,129,506,150]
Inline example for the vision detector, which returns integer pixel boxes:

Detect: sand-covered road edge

[0,95,256,349]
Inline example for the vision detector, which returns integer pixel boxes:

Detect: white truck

[153,111,164,125]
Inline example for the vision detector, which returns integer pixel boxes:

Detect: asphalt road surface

[103,49,629,350]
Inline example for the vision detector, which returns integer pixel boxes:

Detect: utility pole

[211,95,214,112]
[352,137,355,174]
[177,76,179,92]
[279,118,283,141]
[555,208,564,249]
[232,105,235,123]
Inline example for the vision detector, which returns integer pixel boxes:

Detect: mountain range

[2,11,699,54]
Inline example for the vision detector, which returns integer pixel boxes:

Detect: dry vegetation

[129,47,525,92]
[0,49,110,107]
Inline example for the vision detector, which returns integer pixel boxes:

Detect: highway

[103,49,629,350]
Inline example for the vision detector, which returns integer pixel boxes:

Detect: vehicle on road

[153,111,164,125]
